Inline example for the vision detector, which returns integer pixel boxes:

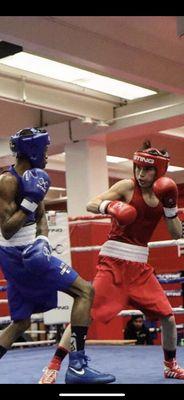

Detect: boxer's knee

[12,318,31,333]
[69,276,94,303]
[161,314,175,326]
[81,281,94,303]
[161,314,176,334]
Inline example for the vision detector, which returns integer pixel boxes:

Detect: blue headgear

[10,127,50,168]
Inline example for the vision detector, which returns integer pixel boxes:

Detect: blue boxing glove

[20,168,51,214]
[22,235,52,275]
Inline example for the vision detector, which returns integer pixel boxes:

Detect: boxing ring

[1,344,184,384]
[0,215,184,384]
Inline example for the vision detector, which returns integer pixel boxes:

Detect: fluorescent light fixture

[160,129,184,138]
[50,153,184,173]
[81,116,93,124]
[96,120,109,127]
[168,165,184,172]
[50,186,66,191]
[0,51,157,100]
[106,155,129,163]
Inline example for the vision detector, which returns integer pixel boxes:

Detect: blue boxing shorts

[0,245,78,321]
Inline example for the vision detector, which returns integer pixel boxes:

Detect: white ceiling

[0,16,183,183]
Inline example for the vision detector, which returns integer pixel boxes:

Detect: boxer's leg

[0,283,33,358]
[0,318,31,358]
[39,275,96,384]
[49,261,95,353]
[39,324,71,384]
[65,275,116,384]
[39,276,94,384]
[40,259,116,384]
[161,314,177,353]
[129,263,184,380]
[161,315,184,379]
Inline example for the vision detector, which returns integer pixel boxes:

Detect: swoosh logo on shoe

[69,367,85,375]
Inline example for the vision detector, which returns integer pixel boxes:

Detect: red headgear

[133,147,170,180]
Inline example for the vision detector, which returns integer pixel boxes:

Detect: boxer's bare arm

[0,173,27,239]
[35,202,49,237]
[165,217,182,239]
[86,179,134,213]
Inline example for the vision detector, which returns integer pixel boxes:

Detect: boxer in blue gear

[0,127,115,384]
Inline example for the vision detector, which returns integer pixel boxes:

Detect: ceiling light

[106,156,129,163]
[168,165,184,172]
[0,51,157,100]
[96,121,109,127]
[81,117,93,124]
[160,130,184,138]
[50,186,66,191]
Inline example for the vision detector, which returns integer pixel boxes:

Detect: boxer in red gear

[88,141,184,380]
[39,141,184,383]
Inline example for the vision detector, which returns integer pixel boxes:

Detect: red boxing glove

[99,200,137,225]
[152,177,178,218]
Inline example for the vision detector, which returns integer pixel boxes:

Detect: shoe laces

[41,368,57,383]
[173,363,184,373]
[165,359,181,371]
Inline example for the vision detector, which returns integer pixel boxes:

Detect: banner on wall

[43,211,73,325]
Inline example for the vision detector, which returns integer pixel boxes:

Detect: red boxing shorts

[91,255,173,323]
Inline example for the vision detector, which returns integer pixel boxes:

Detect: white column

[65,140,108,217]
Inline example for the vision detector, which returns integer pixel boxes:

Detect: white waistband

[0,224,36,247]
[99,240,148,263]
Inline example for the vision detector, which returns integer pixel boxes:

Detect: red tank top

[108,179,163,246]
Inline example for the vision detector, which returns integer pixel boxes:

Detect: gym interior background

[0,16,184,348]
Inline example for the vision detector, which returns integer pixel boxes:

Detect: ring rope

[0,286,7,292]
[117,307,184,317]
[148,238,184,249]
[71,245,101,252]
[0,307,184,327]
[69,215,111,221]
[70,239,184,253]
[86,340,136,345]
[25,330,57,334]
[0,314,44,325]
[11,340,56,347]
[68,209,184,222]
[158,277,184,284]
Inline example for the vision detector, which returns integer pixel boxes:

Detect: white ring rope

[25,330,57,334]
[0,286,7,292]
[0,314,43,325]
[0,307,183,328]
[117,307,184,317]
[12,340,56,347]
[68,210,184,223]
[70,239,184,254]
[164,290,183,296]
[71,245,101,252]
[148,238,184,249]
